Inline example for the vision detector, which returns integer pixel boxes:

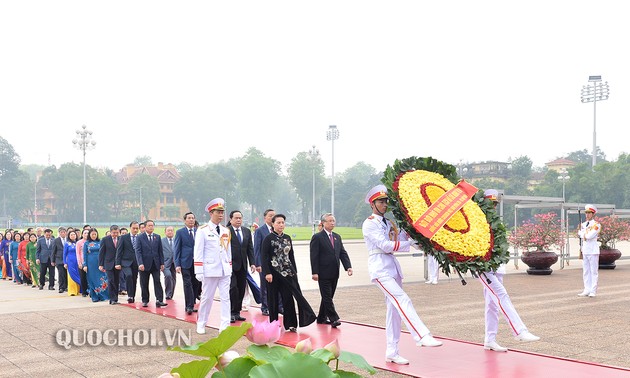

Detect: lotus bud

[245,319,284,345]
[294,338,313,354]
[217,350,240,369]
[324,339,340,358]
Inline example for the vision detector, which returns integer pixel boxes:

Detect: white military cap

[585,204,597,213]
[365,184,388,204]
[484,189,499,202]
[205,198,225,212]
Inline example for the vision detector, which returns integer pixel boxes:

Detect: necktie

[216,225,221,235]
[383,217,388,226]
[586,221,590,227]
[189,229,194,240]
[236,228,242,243]
[149,234,153,243]
[113,238,117,248]
[46,239,50,248]
[329,233,334,248]
[132,235,136,247]
[169,238,173,248]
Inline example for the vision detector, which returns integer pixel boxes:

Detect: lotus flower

[324,339,340,358]
[294,338,313,354]
[217,350,240,369]
[245,319,284,345]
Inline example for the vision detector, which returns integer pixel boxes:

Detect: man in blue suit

[36,228,56,290]
[174,212,199,315]
[115,222,140,303]
[254,208,282,316]
[135,219,167,308]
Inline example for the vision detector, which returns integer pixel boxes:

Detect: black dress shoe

[186,307,193,315]
[165,296,172,300]
[127,297,134,303]
[142,302,149,307]
[109,300,118,305]
[155,301,168,307]
[192,308,198,312]
[331,320,341,328]
[261,310,269,316]
[59,289,63,293]
[230,316,236,323]
[236,315,246,321]
[38,286,44,290]
[49,287,55,290]
[317,320,332,324]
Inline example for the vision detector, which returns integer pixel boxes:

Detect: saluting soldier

[362,184,442,367]
[194,198,232,334]
[578,204,601,297]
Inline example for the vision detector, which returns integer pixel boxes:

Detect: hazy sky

[1,1,628,176]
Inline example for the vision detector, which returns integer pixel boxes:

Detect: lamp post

[308,145,320,235]
[137,187,144,221]
[72,125,96,225]
[557,168,570,201]
[581,76,610,170]
[326,125,339,215]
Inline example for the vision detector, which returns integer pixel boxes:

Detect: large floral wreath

[382,156,509,278]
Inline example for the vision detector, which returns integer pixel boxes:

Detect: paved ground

[2,240,630,377]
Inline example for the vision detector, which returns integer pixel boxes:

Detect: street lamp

[581,75,610,170]
[308,145,320,235]
[72,125,96,224]
[557,168,570,201]
[326,125,339,215]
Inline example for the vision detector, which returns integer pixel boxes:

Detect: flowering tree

[509,212,566,252]
[596,215,630,249]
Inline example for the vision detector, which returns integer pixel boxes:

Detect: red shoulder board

[367,215,375,220]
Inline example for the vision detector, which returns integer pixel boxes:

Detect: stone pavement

[1,240,630,377]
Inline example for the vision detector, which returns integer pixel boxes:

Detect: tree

[566,148,607,165]
[126,174,160,221]
[238,148,281,221]
[133,155,153,167]
[0,136,21,217]
[287,150,325,225]
[509,156,532,179]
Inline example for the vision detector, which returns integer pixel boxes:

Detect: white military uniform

[482,264,529,343]
[426,254,439,284]
[194,221,232,332]
[363,213,432,359]
[578,216,601,295]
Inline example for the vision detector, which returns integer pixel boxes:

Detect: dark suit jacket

[36,237,55,263]
[161,236,175,269]
[135,232,164,271]
[115,233,138,268]
[99,235,119,271]
[229,226,255,272]
[173,227,196,269]
[310,230,352,280]
[254,224,271,266]
[52,236,66,264]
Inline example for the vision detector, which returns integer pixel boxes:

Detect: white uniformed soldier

[578,204,601,297]
[194,198,232,334]
[362,185,442,366]
[482,189,540,352]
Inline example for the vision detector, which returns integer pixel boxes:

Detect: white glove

[196,274,204,282]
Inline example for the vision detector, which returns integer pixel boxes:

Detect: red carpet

[125,300,630,378]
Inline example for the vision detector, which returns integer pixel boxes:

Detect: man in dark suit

[51,226,68,293]
[254,208,275,316]
[135,219,167,308]
[99,225,121,304]
[310,213,353,328]
[161,226,176,300]
[115,221,140,303]
[174,212,199,315]
[228,210,256,322]
[36,228,56,290]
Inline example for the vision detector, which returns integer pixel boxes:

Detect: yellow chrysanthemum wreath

[383,156,509,277]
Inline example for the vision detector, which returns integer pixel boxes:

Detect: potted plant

[595,215,630,269]
[508,212,565,275]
